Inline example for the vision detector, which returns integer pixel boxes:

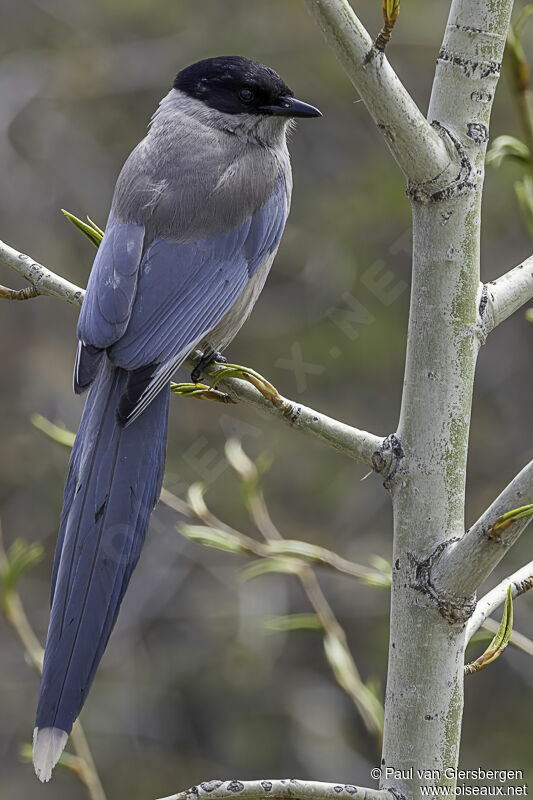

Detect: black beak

[260,96,322,118]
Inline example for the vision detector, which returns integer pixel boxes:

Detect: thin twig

[0,283,40,300]
[162,489,388,588]
[224,442,384,737]
[161,477,383,736]
[0,238,84,305]
[301,0,452,187]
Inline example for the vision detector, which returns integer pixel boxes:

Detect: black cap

[174,56,321,118]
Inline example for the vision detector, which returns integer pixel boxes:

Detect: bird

[32,55,321,782]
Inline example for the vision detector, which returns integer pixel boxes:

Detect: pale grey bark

[0,238,84,305]
[466,560,533,641]
[381,1,517,797]
[301,0,454,188]
[482,255,533,334]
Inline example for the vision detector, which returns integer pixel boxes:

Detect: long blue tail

[33,359,169,781]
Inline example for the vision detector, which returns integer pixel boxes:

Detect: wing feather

[74,216,145,392]
[77,173,288,423]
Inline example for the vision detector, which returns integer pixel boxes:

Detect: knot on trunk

[407,122,477,204]
[372,434,405,489]
[411,540,477,624]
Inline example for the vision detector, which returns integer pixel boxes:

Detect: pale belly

[197,249,277,354]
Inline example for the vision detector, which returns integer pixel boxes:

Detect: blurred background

[1,1,532,797]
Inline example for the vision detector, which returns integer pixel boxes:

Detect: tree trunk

[382,2,514,796]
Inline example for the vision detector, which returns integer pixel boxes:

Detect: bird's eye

[239,87,254,104]
[196,78,209,94]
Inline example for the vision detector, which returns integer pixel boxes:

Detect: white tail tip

[32,726,68,782]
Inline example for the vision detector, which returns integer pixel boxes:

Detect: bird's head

[172,56,321,140]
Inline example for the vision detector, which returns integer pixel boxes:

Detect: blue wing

[74,217,145,391]
[75,172,287,422]
[107,172,288,423]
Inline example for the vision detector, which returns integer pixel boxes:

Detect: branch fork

[411,539,476,625]
[371,433,405,488]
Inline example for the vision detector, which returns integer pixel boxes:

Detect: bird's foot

[191,347,227,383]
[182,353,290,414]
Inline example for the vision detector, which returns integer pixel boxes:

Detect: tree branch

[381,0,516,789]
[481,255,533,334]
[466,560,533,641]
[208,371,385,468]
[0,238,84,306]
[430,459,533,602]
[156,779,392,800]
[0,238,385,469]
[301,0,454,188]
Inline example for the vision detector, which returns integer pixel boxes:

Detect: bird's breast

[200,248,278,353]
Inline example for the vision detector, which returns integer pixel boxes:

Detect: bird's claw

[191,348,227,383]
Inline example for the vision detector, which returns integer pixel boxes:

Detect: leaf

[178,524,245,555]
[486,135,530,168]
[267,539,331,561]
[31,413,75,449]
[61,209,103,247]
[208,361,279,401]
[365,675,382,704]
[256,540,391,586]
[240,557,302,583]
[225,440,273,510]
[465,586,514,675]
[263,613,322,632]
[382,0,400,26]
[367,554,393,586]
[1,539,44,609]
[187,483,209,518]
[86,216,105,237]
[489,503,533,537]
[225,438,258,483]
[170,382,235,404]
[486,585,514,659]
[526,308,533,322]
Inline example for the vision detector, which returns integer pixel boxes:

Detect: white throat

[151,89,293,147]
